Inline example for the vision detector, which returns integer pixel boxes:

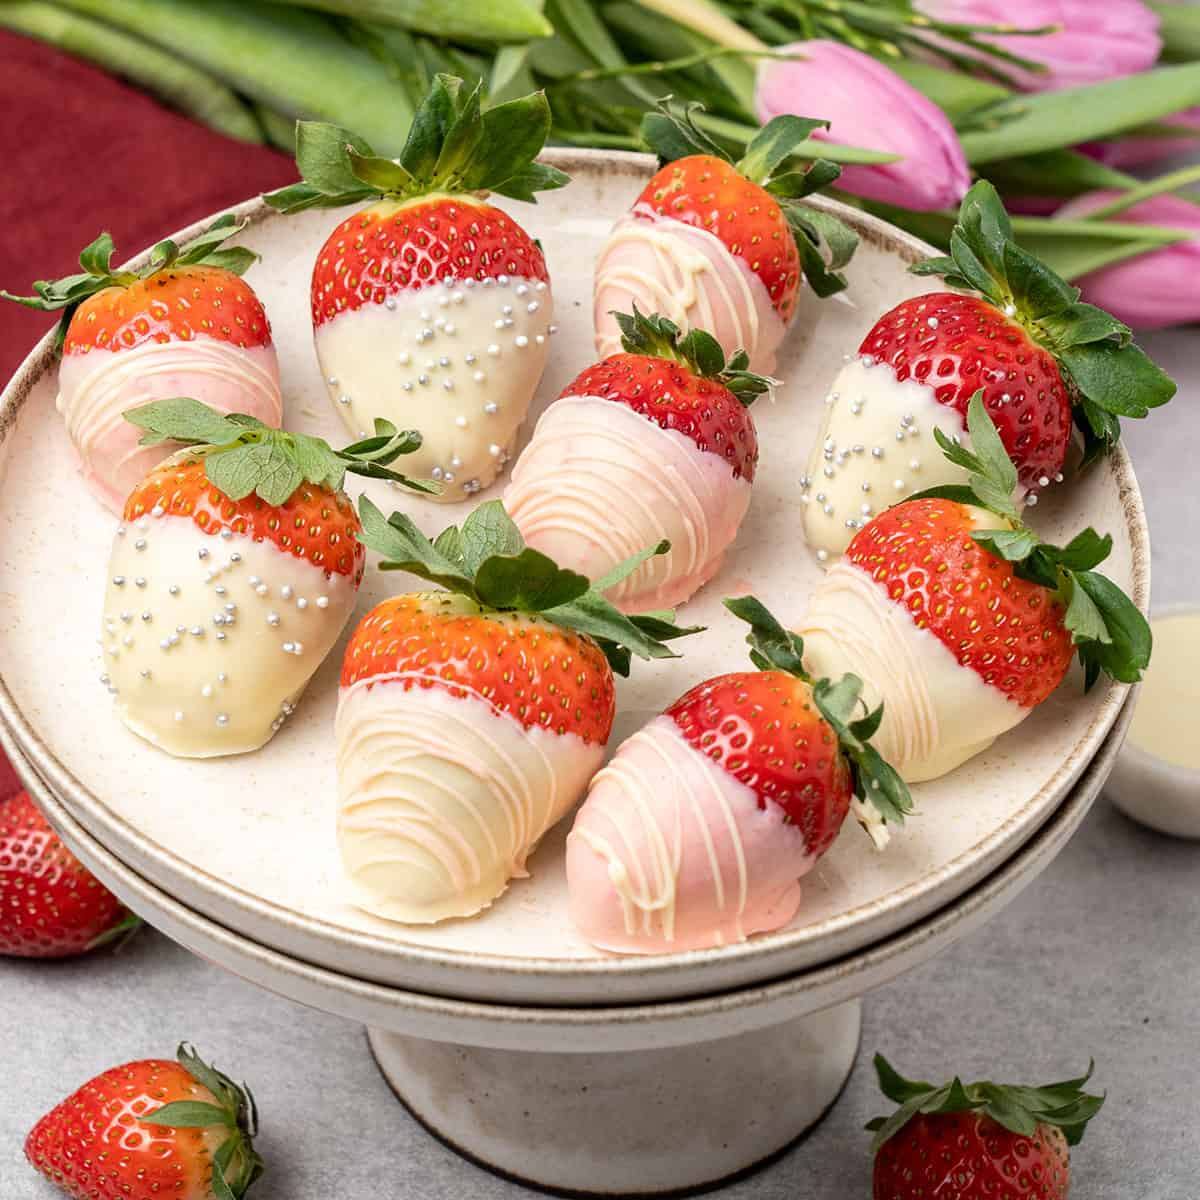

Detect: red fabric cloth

[0,30,299,796]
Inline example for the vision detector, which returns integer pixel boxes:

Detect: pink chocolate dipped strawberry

[801,181,1174,563]
[338,498,698,924]
[594,99,856,374]
[567,597,911,954]
[1,217,282,513]
[504,307,769,614]
[265,76,567,502]
[799,394,1151,782]
[100,398,426,757]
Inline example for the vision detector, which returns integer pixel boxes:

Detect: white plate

[0,149,1148,1005]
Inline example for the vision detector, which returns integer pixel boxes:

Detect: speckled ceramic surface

[0,150,1148,1006]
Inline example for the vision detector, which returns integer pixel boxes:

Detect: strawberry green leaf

[77,231,115,277]
[1037,303,1130,350]
[737,115,829,185]
[359,497,699,671]
[210,1164,238,1200]
[867,1055,1105,1155]
[475,549,591,611]
[591,539,671,592]
[613,305,773,401]
[972,528,1040,562]
[904,483,981,507]
[346,150,415,193]
[139,1100,232,1128]
[126,397,246,447]
[640,97,731,167]
[1059,341,1176,422]
[209,441,303,506]
[360,498,476,593]
[460,500,527,570]
[1002,241,1078,319]
[765,158,840,201]
[724,594,807,678]
[1072,570,1152,685]
[1042,528,1114,573]
[786,207,855,298]
[296,120,377,195]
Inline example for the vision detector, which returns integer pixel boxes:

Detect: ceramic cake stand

[0,150,1150,1194]
[5,702,1130,1195]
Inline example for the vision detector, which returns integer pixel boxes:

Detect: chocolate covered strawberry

[27,1043,263,1200]
[594,99,856,373]
[265,75,566,502]
[567,597,911,953]
[337,498,698,924]
[101,398,426,758]
[802,181,1174,562]
[0,790,135,958]
[868,1054,1104,1200]
[504,307,769,613]
[2,216,282,513]
[799,394,1151,782]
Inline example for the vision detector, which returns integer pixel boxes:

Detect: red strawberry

[566,596,911,954]
[595,98,856,372]
[506,308,768,613]
[1,217,281,513]
[26,1043,263,1200]
[802,180,1173,562]
[266,77,565,503]
[868,1054,1104,1200]
[0,791,132,958]
[800,394,1151,782]
[101,397,426,760]
[337,497,698,925]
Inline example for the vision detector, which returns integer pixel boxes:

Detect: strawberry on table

[101,397,427,758]
[868,1054,1104,1200]
[594,99,857,374]
[337,498,699,924]
[799,393,1152,783]
[265,75,567,503]
[504,306,770,614]
[801,180,1174,562]
[1,216,282,513]
[567,597,912,954]
[27,1043,263,1200]
[0,790,135,958]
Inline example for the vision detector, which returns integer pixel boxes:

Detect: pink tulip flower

[755,41,971,212]
[1055,191,1200,329]
[916,0,1162,92]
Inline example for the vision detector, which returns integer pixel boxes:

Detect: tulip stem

[1080,165,1200,222]
[633,0,768,54]
[552,45,801,87]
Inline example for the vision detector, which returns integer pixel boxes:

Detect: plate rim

[0,148,1151,997]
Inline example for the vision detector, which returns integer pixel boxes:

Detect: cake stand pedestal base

[367,997,861,1196]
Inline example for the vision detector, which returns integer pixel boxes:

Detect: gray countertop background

[1,331,1196,1199]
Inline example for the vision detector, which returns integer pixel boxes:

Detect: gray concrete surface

[1,333,1195,1199]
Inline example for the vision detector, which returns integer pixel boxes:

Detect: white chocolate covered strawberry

[799,396,1151,782]
[99,398,426,757]
[266,76,566,502]
[336,500,698,924]
[567,598,911,954]
[505,309,767,614]
[2,218,282,513]
[594,100,856,373]
[801,182,1173,564]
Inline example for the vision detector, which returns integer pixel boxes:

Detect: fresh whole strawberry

[566,596,912,953]
[595,99,857,373]
[505,306,769,614]
[1,216,282,513]
[801,180,1174,562]
[337,497,699,924]
[799,393,1151,782]
[265,75,567,503]
[0,790,134,958]
[27,1043,263,1200]
[868,1053,1104,1200]
[100,397,427,759]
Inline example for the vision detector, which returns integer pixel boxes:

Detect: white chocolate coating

[336,679,604,924]
[314,277,553,502]
[58,338,282,513]
[798,556,1027,782]
[593,209,787,374]
[504,396,752,613]
[101,516,357,757]
[800,357,973,564]
[567,716,814,954]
